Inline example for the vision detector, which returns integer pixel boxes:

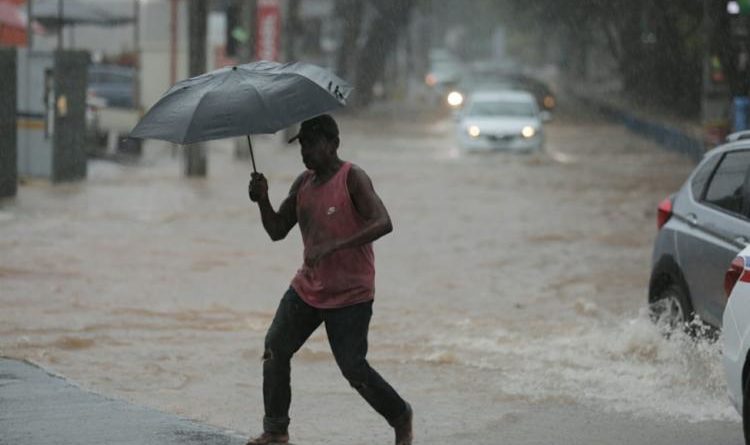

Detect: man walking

[246,114,413,445]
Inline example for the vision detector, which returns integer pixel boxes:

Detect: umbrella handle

[246,135,257,173]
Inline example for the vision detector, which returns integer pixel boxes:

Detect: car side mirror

[540,111,552,123]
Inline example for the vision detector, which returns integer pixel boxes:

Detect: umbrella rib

[181,72,236,144]
[249,74,278,132]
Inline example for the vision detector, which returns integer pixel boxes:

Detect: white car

[722,245,750,440]
[455,90,547,153]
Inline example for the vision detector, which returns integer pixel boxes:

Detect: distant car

[509,74,556,112]
[649,138,750,329]
[425,48,463,102]
[722,246,750,442]
[455,90,547,153]
[443,64,556,113]
[85,64,139,156]
[444,70,515,109]
[87,64,136,109]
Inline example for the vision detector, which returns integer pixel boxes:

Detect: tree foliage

[504,0,705,116]
[333,0,416,107]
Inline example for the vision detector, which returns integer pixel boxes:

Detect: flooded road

[0,101,742,444]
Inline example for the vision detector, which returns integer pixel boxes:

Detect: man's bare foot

[246,431,289,445]
[394,402,413,445]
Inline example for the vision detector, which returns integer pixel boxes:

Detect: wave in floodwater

[409,304,736,423]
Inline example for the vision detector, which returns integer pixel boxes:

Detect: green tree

[504,0,704,116]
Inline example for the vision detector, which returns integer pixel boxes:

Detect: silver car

[650,134,750,329]
[455,90,547,153]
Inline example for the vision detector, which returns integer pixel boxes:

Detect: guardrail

[573,92,705,162]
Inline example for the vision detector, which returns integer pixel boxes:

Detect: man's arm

[305,165,392,265]
[249,172,302,241]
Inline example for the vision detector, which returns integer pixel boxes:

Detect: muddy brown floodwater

[0,101,739,444]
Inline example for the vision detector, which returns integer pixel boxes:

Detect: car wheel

[649,282,693,332]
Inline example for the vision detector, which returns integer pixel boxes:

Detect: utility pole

[56,0,63,50]
[701,0,732,147]
[234,0,257,159]
[185,0,207,177]
[237,0,258,63]
[26,0,33,50]
[282,0,300,144]
[284,0,300,62]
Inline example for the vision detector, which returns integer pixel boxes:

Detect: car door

[677,149,750,326]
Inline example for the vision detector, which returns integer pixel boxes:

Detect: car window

[703,150,750,218]
[690,154,720,199]
[467,100,536,117]
[109,74,133,84]
[88,68,133,85]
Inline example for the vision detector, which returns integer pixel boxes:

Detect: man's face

[299,133,331,170]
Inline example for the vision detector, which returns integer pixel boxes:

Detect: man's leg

[324,301,412,443]
[261,288,322,434]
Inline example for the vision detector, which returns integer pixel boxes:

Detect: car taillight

[656,197,673,230]
[725,256,747,298]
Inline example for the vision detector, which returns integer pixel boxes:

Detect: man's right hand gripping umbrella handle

[249,172,268,202]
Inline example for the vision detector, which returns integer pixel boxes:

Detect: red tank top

[291,162,375,309]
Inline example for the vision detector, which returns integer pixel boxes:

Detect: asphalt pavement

[0,358,246,445]
[0,356,745,445]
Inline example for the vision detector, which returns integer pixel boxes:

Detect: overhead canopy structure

[29,0,134,27]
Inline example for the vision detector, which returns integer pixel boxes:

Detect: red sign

[256,0,280,61]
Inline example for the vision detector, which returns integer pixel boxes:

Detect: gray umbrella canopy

[130,60,352,145]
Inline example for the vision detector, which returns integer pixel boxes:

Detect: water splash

[419,306,736,423]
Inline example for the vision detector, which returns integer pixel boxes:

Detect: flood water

[0,101,737,444]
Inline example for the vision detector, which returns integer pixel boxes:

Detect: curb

[571,89,706,162]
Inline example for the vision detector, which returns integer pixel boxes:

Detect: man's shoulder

[290,170,311,192]
[346,162,369,178]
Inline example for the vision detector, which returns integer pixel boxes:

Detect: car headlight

[543,95,555,109]
[447,91,464,107]
[467,125,481,138]
[521,126,536,138]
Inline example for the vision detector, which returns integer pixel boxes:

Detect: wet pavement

[0,356,742,445]
[0,98,745,444]
[0,358,244,445]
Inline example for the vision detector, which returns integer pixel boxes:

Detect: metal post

[133,0,140,110]
[185,0,207,177]
[238,0,257,63]
[170,0,178,85]
[0,48,17,198]
[56,0,63,50]
[26,0,33,50]
[282,0,300,144]
[284,0,299,62]
[234,0,257,159]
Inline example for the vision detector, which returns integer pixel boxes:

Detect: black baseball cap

[288,114,339,143]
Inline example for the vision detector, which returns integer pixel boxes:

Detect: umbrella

[130,60,353,173]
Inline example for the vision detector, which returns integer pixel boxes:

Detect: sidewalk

[0,358,246,445]
[565,80,706,161]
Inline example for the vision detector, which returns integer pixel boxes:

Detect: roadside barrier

[574,92,705,163]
